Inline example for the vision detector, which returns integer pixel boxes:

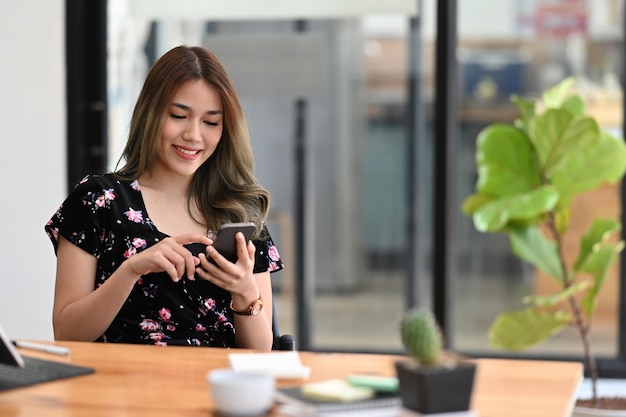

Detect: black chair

[272,304,295,351]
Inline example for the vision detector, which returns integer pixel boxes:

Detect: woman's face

[155,79,224,180]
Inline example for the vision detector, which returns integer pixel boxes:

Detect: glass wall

[106,0,625,364]
[453,0,624,358]
[108,0,421,352]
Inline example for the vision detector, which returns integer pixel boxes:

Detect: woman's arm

[52,236,140,341]
[52,233,212,341]
[231,271,274,351]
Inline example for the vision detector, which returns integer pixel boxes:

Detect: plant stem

[547,214,599,404]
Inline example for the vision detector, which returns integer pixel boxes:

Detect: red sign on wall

[517,0,587,37]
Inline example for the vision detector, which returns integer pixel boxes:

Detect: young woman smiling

[46,46,283,350]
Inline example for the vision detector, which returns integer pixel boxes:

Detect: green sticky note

[347,374,399,393]
[301,379,375,402]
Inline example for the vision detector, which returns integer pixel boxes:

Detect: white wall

[0,1,65,340]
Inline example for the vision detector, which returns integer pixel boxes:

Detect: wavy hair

[116,45,270,237]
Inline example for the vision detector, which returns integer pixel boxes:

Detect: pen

[12,341,70,356]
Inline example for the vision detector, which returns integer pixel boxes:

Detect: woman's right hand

[53,233,213,342]
[124,234,212,282]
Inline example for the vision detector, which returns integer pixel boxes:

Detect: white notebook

[228,350,311,379]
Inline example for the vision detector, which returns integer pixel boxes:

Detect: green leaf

[542,76,575,108]
[562,95,585,116]
[509,225,563,282]
[554,207,570,235]
[489,309,570,351]
[511,95,536,132]
[523,280,589,307]
[475,124,542,197]
[461,193,493,216]
[574,218,621,271]
[551,131,626,207]
[472,187,558,232]
[578,241,624,316]
[529,109,600,176]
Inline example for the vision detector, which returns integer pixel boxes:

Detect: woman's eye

[170,114,185,119]
[204,121,219,127]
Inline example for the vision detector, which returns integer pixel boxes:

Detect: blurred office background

[110,0,626,370]
[1,0,625,376]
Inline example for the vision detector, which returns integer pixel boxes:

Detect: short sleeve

[252,224,285,274]
[45,175,114,257]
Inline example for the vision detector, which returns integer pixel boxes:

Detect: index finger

[173,233,213,246]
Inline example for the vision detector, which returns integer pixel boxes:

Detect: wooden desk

[1,342,582,417]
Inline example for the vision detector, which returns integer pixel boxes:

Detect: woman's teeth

[175,146,199,155]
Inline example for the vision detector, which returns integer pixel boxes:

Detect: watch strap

[230,294,263,316]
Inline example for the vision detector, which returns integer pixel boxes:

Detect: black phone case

[211,222,256,263]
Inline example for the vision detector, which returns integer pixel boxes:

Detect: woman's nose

[183,122,201,141]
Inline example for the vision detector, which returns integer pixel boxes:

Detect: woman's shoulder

[70,173,139,192]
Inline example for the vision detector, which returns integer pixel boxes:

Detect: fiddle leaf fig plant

[462,77,626,405]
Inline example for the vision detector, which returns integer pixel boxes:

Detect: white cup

[207,368,275,417]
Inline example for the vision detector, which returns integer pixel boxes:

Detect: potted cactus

[395,307,476,414]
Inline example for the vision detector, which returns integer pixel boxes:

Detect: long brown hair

[116,45,270,237]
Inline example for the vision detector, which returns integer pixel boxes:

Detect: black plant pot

[394,360,476,414]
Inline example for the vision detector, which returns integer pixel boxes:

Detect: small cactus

[400,307,443,366]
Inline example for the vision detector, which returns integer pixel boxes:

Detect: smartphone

[211,222,256,263]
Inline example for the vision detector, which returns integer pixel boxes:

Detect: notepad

[228,351,311,379]
[275,382,401,415]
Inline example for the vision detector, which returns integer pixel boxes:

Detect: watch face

[250,300,263,316]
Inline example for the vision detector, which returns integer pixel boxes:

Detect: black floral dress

[45,174,284,347]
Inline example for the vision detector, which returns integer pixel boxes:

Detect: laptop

[0,324,94,391]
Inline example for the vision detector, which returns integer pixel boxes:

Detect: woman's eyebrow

[171,102,222,115]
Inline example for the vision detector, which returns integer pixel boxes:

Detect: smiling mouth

[174,145,201,155]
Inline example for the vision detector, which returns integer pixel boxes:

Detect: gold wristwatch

[230,294,263,316]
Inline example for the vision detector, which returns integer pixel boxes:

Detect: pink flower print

[166,324,176,331]
[217,313,228,324]
[203,298,216,310]
[124,247,137,259]
[149,332,165,341]
[95,195,106,208]
[132,238,146,249]
[155,341,167,346]
[159,308,171,322]
[124,207,143,223]
[130,180,140,191]
[268,245,280,261]
[140,319,160,332]
[79,176,89,184]
[195,323,206,332]
[103,188,116,202]
[268,246,282,271]
[48,227,59,240]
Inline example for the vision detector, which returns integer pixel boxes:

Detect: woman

[45,45,283,350]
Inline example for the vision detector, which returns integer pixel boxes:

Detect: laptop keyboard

[0,356,94,391]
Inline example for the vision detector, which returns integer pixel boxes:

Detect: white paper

[228,351,312,380]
